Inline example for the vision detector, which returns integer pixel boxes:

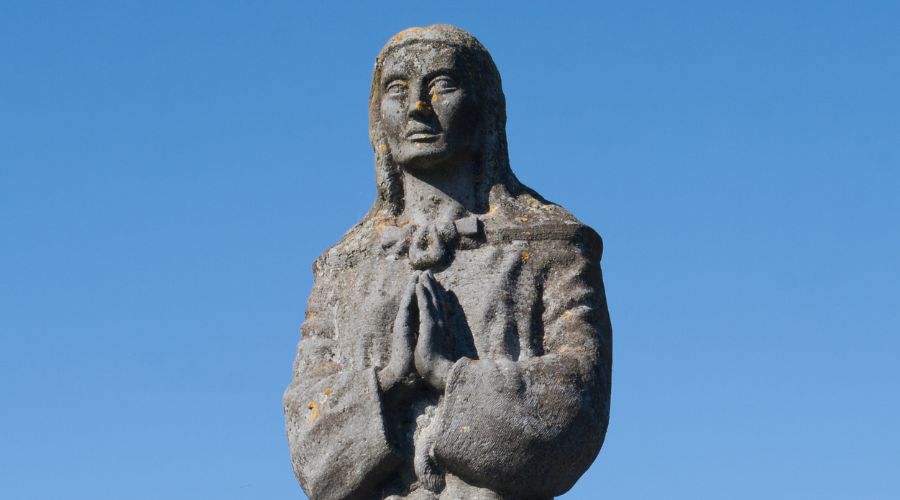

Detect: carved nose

[408,99,433,117]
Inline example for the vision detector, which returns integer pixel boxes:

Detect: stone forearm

[284,368,401,499]
[432,355,607,498]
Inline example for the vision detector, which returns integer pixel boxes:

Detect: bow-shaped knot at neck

[380,215,482,270]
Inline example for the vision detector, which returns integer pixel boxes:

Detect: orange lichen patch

[305,310,315,320]
[561,310,574,320]
[307,401,319,423]
[431,93,439,102]
[468,359,480,365]
[375,215,403,230]
[391,27,426,42]
[521,251,530,262]
[379,143,388,153]
[323,387,332,397]
[415,101,429,111]
[518,216,529,223]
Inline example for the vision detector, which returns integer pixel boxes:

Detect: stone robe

[284,200,612,500]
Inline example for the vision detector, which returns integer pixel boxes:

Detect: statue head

[368,25,522,216]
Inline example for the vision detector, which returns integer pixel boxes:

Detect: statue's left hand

[377,271,420,394]
[414,270,453,392]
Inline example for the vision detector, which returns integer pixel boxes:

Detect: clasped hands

[376,270,454,394]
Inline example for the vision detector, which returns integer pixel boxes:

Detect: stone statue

[284,25,612,500]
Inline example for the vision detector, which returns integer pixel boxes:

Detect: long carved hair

[363,25,531,221]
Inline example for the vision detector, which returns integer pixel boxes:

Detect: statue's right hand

[376,271,420,392]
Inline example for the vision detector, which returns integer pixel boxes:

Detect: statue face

[379,43,478,173]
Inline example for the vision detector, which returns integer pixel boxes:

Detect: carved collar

[380,215,483,270]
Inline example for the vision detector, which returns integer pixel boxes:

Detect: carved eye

[429,76,458,94]
[385,80,407,96]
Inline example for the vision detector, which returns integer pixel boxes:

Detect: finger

[415,284,435,334]
[418,283,443,363]
[426,275,449,330]
[419,275,445,330]
[407,272,423,316]
[420,277,453,360]
[420,269,436,288]
[405,272,423,319]
[423,271,443,301]
[395,277,419,335]
[414,284,433,370]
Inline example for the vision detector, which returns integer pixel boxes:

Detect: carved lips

[405,124,441,142]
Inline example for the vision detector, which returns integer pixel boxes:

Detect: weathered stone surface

[284,25,612,500]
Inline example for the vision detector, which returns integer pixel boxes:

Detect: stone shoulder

[310,217,383,276]
[483,192,603,262]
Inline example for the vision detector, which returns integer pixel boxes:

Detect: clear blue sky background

[2,1,898,499]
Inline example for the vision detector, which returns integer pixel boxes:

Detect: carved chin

[397,148,453,171]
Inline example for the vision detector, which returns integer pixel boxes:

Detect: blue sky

[2,1,898,499]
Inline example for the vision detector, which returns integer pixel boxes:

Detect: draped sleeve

[431,229,612,498]
[283,256,402,500]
